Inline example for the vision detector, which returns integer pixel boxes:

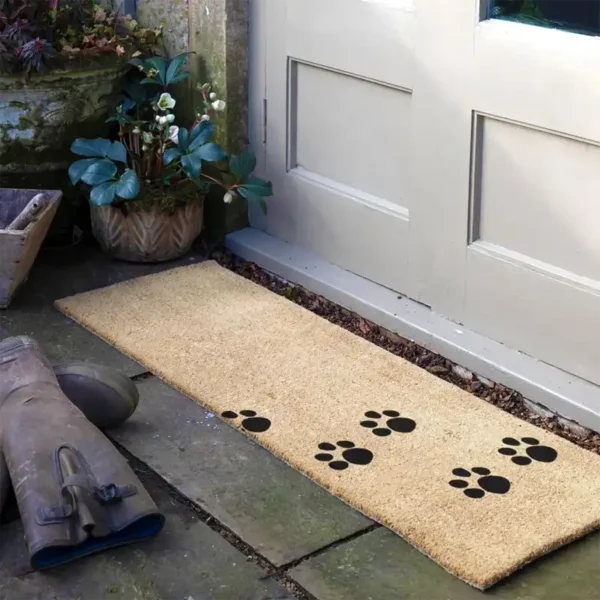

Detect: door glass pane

[487,1,600,36]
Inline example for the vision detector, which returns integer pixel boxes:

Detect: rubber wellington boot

[0,336,164,569]
[0,361,139,519]
[53,362,139,430]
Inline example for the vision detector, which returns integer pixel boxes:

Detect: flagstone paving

[1,243,599,600]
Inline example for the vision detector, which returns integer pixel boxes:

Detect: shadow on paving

[0,243,206,375]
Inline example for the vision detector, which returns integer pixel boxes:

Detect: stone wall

[136,0,190,57]
[136,0,250,233]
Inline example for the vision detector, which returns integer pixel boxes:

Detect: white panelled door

[256,0,600,386]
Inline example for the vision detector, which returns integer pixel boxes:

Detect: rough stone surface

[137,0,189,58]
[452,364,473,381]
[109,377,372,565]
[477,374,495,388]
[0,66,126,176]
[0,244,204,375]
[557,416,591,440]
[0,469,293,600]
[523,398,558,420]
[290,528,600,600]
[189,0,250,232]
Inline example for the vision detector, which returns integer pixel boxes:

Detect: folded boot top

[0,336,164,569]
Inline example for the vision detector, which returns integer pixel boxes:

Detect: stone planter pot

[90,200,205,263]
[0,64,127,176]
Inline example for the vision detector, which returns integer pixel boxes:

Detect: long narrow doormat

[56,261,600,589]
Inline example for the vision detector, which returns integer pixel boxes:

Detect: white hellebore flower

[209,92,217,100]
[200,114,211,122]
[211,99,226,112]
[142,131,153,144]
[223,192,234,204]
[169,126,179,145]
[166,114,176,123]
[155,115,161,123]
[158,92,176,111]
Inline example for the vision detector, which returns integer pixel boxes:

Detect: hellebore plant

[68,52,272,212]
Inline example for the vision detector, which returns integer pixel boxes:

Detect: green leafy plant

[69,52,273,213]
[0,0,160,74]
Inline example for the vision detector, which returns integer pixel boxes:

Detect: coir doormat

[56,261,600,589]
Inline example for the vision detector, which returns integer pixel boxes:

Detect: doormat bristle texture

[56,261,600,589]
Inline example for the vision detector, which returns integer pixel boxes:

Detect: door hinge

[262,98,267,145]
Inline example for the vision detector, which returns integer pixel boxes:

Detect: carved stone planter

[90,200,204,263]
[0,64,127,177]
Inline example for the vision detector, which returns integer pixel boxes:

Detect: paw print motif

[314,441,373,471]
[360,410,416,437]
[498,437,558,465]
[221,410,271,433]
[449,467,511,499]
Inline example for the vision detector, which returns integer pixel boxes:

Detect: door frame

[248,0,268,230]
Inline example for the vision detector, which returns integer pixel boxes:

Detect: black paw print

[449,467,511,499]
[360,410,416,437]
[221,410,271,433]
[314,441,373,471]
[498,437,557,465]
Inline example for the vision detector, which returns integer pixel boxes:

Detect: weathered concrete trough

[0,189,62,308]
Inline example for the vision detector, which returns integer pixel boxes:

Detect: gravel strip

[214,250,600,456]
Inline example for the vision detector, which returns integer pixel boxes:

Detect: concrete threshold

[227,227,600,434]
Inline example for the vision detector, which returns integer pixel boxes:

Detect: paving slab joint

[111,441,317,600]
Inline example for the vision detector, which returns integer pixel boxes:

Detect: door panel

[473,21,600,140]
[419,3,600,385]
[264,0,421,298]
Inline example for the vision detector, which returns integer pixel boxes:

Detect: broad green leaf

[193,142,227,162]
[107,141,127,164]
[238,186,268,214]
[121,97,136,112]
[115,169,140,199]
[189,120,214,150]
[68,158,96,185]
[192,178,210,192]
[165,52,191,85]
[124,80,148,103]
[178,128,190,152]
[181,153,202,178]
[80,159,117,185]
[90,182,117,206]
[163,147,182,165]
[230,149,257,179]
[147,56,168,85]
[71,138,111,158]
[238,178,273,197]
[169,73,190,84]
[141,78,159,85]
